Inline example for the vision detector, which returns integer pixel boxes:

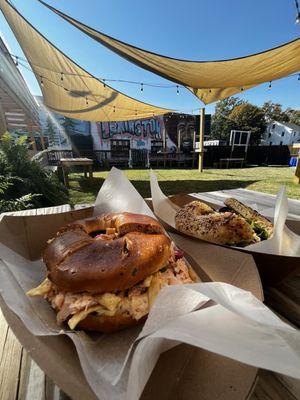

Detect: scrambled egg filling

[27,258,196,330]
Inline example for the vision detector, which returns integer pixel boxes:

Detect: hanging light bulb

[176,85,179,95]
[135,110,137,116]
[15,56,18,66]
[268,81,272,89]
[103,79,106,88]
[209,89,212,93]
[298,74,300,81]
[40,76,44,87]
[113,106,116,113]
[295,0,300,23]
[61,72,64,82]
[241,87,244,91]
[86,97,89,105]
[141,83,144,92]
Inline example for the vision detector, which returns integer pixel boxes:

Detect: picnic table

[1,189,300,399]
[60,158,93,187]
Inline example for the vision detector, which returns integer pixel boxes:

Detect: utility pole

[198,107,205,172]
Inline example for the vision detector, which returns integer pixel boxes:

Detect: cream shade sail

[39,0,300,105]
[0,0,171,122]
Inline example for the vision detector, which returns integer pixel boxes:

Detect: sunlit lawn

[67,166,299,205]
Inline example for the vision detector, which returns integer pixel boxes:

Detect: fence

[46,145,291,169]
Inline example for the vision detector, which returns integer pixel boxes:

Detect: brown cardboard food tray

[0,207,262,399]
[166,194,300,287]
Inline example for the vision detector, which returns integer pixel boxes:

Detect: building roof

[271,121,300,130]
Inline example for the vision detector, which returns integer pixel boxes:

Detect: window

[151,140,163,154]
[281,132,285,137]
[272,124,275,129]
[280,141,283,145]
[268,133,271,138]
[110,139,130,154]
[269,142,272,146]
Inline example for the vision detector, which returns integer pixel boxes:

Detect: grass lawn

[68,166,299,205]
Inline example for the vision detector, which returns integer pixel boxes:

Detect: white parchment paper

[0,167,300,400]
[150,171,300,257]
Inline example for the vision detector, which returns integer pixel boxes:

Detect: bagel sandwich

[175,199,273,246]
[224,198,274,240]
[27,212,199,333]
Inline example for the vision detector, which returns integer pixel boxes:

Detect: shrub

[0,133,68,212]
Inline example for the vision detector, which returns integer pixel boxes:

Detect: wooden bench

[218,157,245,168]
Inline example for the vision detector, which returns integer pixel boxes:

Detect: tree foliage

[0,133,68,213]
[228,103,266,144]
[261,101,289,123]
[210,98,245,141]
[211,98,299,142]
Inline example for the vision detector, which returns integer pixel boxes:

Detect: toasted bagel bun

[175,201,259,246]
[43,213,171,293]
[77,313,146,333]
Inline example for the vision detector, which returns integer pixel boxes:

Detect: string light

[40,75,44,86]
[86,97,89,105]
[209,89,212,93]
[176,85,179,95]
[140,83,144,92]
[241,87,244,91]
[298,74,300,81]
[15,56,18,66]
[295,0,300,24]
[113,106,116,113]
[268,81,272,89]
[61,72,64,81]
[103,79,106,88]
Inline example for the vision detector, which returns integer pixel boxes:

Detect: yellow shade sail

[39,0,300,105]
[0,0,171,122]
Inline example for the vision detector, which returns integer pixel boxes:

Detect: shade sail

[39,0,300,105]
[0,0,171,122]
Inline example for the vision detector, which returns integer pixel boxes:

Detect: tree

[228,103,266,144]
[211,97,245,140]
[286,108,300,126]
[44,117,57,147]
[261,101,289,123]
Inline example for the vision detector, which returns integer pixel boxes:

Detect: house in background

[262,121,300,146]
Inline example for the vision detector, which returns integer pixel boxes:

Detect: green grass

[68,167,300,205]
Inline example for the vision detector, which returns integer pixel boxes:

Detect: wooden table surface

[1,188,300,399]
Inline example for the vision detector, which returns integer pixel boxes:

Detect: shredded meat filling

[29,244,196,329]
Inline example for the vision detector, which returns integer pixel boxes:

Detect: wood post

[28,123,37,152]
[198,108,205,172]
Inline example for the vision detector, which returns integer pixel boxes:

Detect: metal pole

[198,108,205,172]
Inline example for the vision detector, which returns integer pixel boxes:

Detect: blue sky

[0,0,299,115]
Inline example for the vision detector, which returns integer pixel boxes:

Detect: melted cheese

[68,305,116,330]
[26,278,52,297]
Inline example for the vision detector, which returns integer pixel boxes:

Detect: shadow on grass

[71,176,258,200]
